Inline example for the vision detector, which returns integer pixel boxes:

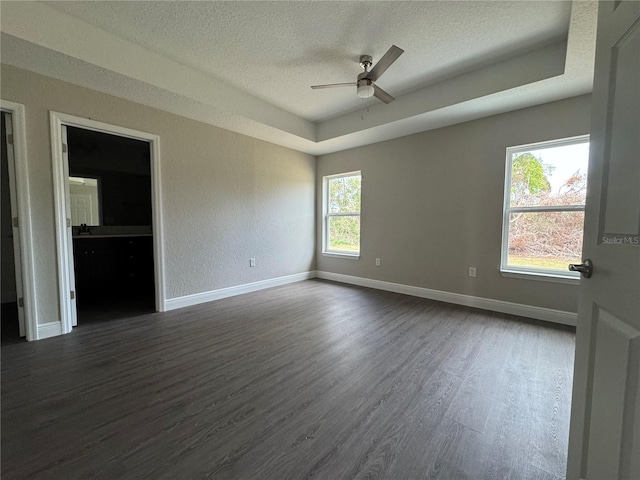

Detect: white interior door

[567,2,640,479]
[70,193,93,225]
[3,111,26,337]
[61,125,78,327]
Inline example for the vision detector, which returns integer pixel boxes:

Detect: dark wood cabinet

[73,236,154,300]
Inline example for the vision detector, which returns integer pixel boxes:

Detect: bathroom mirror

[69,176,101,226]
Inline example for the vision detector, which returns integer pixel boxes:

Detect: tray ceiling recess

[0,1,597,155]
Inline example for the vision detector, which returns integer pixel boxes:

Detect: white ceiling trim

[0,1,597,156]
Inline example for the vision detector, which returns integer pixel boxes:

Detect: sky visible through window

[524,142,590,197]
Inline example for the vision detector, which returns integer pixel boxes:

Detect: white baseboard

[165,270,577,325]
[37,321,63,340]
[316,271,577,326]
[31,270,574,341]
[164,271,316,311]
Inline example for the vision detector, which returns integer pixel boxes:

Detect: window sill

[500,268,580,285]
[322,251,360,260]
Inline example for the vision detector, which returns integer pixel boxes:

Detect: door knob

[569,258,593,278]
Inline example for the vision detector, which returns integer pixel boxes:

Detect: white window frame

[500,135,589,282]
[322,171,361,259]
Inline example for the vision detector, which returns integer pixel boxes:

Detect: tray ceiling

[0,1,597,155]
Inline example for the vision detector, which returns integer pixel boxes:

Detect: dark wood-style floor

[1,279,575,479]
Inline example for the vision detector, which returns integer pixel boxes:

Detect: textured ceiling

[44,0,572,122]
[0,1,597,155]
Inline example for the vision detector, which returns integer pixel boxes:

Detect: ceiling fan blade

[368,45,404,82]
[311,83,356,89]
[373,84,395,104]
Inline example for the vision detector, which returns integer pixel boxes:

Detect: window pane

[328,216,360,252]
[507,211,585,270]
[328,175,361,214]
[510,142,589,207]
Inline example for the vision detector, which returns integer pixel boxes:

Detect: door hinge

[12,217,18,228]
[18,297,24,308]
[70,291,75,300]
[7,134,14,145]
[67,218,71,228]
[62,143,68,154]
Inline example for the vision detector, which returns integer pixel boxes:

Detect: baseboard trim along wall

[164,271,317,311]
[163,269,576,326]
[315,271,577,326]
[37,321,63,340]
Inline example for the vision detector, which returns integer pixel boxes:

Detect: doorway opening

[50,112,164,334]
[1,101,37,341]
[67,126,156,325]
[1,111,23,343]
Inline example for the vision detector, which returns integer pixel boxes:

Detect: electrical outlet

[469,267,476,277]
[375,258,381,267]
[250,258,256,267]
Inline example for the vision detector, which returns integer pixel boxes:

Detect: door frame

[1,100,38,341]
[50,111,166,334]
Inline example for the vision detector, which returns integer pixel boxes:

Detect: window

[501,136,590,279]
[323,171,361,257]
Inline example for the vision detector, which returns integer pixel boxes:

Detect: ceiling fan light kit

[311,45,404,104]
[357,78,374,98]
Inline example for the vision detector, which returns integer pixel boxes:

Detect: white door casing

[567,2,640,479]
[50,111,165,334]
[1,100,37,340]
[61,125,78,328]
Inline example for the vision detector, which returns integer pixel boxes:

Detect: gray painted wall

[317,95,592,313]
[1,65,316,325]
[1,62,591,327]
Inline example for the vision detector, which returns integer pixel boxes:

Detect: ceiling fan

[311,45,404,104]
